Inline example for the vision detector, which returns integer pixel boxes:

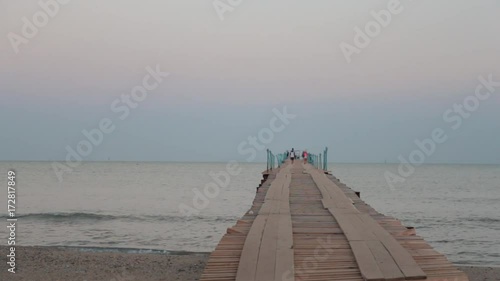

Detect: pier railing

[276,152,287,167]
[266,149,276,171]
[305,147,328,171]
[267,147,329,171]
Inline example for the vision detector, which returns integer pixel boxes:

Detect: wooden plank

[255,214,280,281]
[359,214,427,280]
[307,167,355,210]
[332,213,368,241]
[279,172,292,215]
[329,206,360,215]
[274,166,294,280]
[235,215,268,281]
[275,214,294,281]
[367,240,405,281]
[236,164,294,281]
[350,241,385,281]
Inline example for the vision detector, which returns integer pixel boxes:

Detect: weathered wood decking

[200,161,469,281]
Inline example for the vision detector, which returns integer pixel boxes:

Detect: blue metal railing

[267,149,290,170]
[266,149,275,171]
[305,147,328,171]
[323,147,328,171]
[267,147,328,171]
[276,152,287,167]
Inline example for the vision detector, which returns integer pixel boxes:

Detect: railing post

[266,149,269,171]
[270,151,274,170]
[323,147,328,171]
[272,151,274,169]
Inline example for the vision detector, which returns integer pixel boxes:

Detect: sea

[0,162,499,266]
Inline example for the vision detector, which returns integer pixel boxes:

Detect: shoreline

[28,245,212,256]
[1,246,499,281]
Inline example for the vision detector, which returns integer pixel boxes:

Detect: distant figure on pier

[302,150,308,164]
[290,148,296,163]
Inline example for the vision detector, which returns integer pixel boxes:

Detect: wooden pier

[200,160,469,281]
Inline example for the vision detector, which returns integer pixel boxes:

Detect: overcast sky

[1,0,499,163]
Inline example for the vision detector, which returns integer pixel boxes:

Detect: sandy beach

[1,246,498,281]
[0,246,207,281]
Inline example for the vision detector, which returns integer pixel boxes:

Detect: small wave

[0,212,239,224]
[51,246,210,255]
[464,217,500,224]
[1,212,117,221]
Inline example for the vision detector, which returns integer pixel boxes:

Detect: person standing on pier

[290,148,295,163]
[303,150,308,164]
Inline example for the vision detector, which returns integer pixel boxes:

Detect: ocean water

[0,162,498,266]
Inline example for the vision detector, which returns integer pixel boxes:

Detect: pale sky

[1,0,499,163]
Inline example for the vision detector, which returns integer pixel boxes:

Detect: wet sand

[458,265,500,281]
[1,246,498,281]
